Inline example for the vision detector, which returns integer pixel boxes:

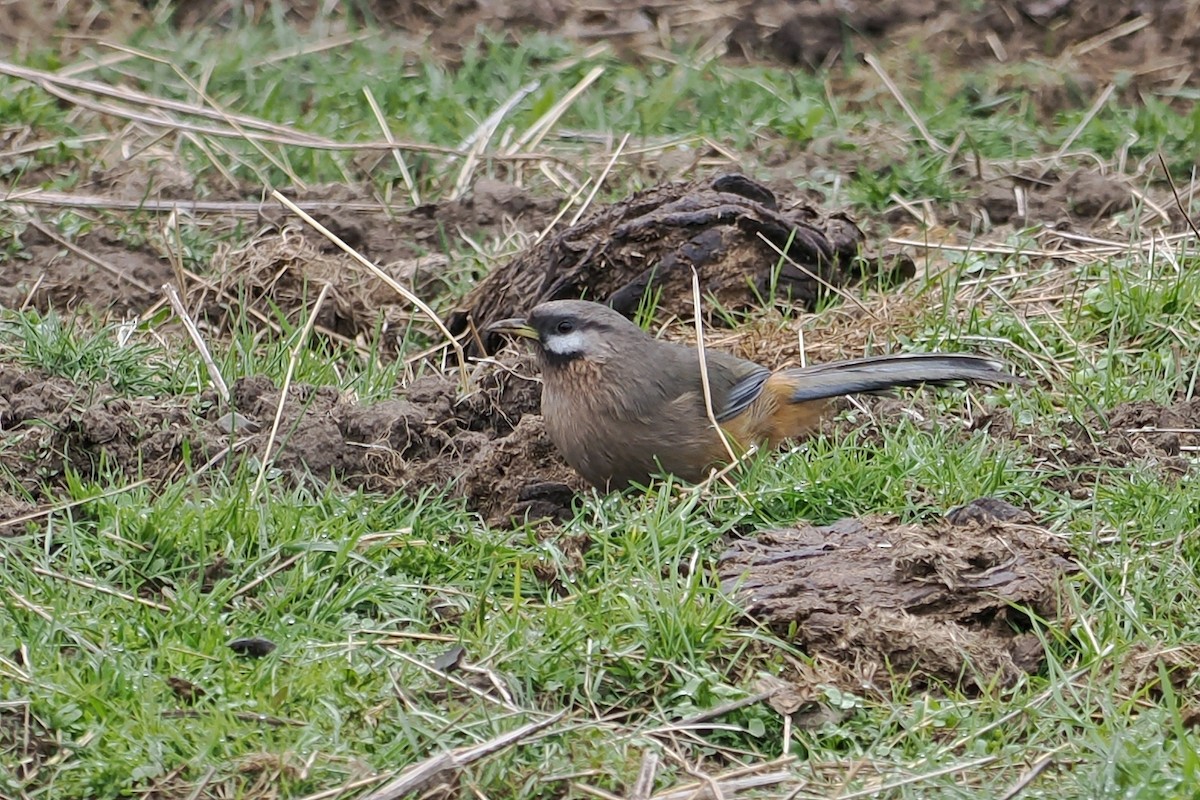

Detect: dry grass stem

[250,281,332,501]
[0,479,152,533]
[249,30,378,68]
[536,177,597,243]
[631,751,660,800]
[1050,82,1116,166]
[690,268,739,467]
[5,190,393,214]
[386,649,524,714]
[361,713,565,800]
[363,85,420,205]
[0,59,554,161]
[24,219,155,293]
[995,747,1065,800]
[162,282,230,404]
[569,132,630,226]
[451,79,540,199]
[270,189,470,386]
[650,763,796,800]
[29,566,171,612]
[230,552,306,601]
[864,54,947,155]
[507,65,605,155]
[1158,152,1200,239]
[812,756,999,800]
[755,232,877,317]
[295,775,389,800]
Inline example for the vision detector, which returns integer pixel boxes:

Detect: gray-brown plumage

[488,300,1022,490]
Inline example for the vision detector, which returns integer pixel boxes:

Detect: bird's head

[487,300,643,366]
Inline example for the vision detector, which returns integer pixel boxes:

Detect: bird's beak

[486,318,539,340]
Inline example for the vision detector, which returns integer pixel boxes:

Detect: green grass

[3,10,1200,800]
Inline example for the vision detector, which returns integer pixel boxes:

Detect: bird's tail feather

[781,353,1022,404]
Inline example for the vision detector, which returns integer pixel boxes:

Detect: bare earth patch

[719,498,1078,690]
[113,0,1200,97]
[1,227,174,317]
[978,398,1200,496]
[0,357,575,527]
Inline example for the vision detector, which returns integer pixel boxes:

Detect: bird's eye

[556,319,575,334]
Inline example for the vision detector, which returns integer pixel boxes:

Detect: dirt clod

[962,168,1137,231]
[0,355,569,525]
[456,414,584,526]
[719,503,1077,690]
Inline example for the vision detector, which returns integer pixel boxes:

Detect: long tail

[781,353,1023,403]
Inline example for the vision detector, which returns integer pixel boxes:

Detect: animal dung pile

[718,498,1078,690]
[452,173,914,356]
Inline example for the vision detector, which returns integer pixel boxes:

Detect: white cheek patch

[543,331,586,355]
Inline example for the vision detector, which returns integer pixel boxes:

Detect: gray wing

[605,341,769,422]
[696,349,770,423]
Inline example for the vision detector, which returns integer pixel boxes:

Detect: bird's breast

[539,361,724,487]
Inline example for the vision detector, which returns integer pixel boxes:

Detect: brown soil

[978,397,1200,496]
[0,357,575,528]
[277,178,560,277]
[1,226,175,318]
[0,701,59,788]
[117,0,1200,96]
[1,176,559,330]
[454,173,914,356]
[6,1,1195,104]
[950,167,1144,233]
[719,498,1077,690]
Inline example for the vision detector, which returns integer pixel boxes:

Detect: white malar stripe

[543,330,587,355]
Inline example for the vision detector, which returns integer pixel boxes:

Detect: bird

[488,300,1022,490]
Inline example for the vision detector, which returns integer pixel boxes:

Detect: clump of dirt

[0,226,174,318]
[718,498,1078,691]
[979,397,1199,496]
[455,414,584,526]
[455,173,913,356]
[961,168,1137,232]
[0,357,568,526]
[0,363,227,491]
[1104,400,1200,461]
[216,361,574,523]
[1111,641,1200,703]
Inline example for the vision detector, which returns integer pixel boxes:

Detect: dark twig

[1158,152,1200,239]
